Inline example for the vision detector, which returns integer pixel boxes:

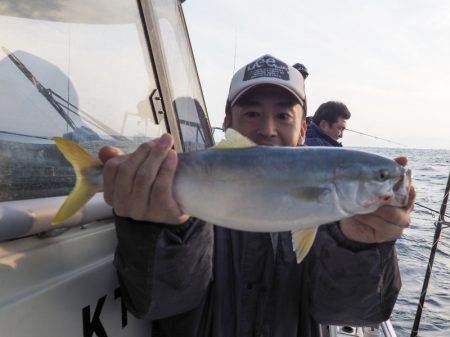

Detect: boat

[0,0,211,335]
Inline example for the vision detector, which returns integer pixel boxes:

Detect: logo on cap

[243,56,289,82]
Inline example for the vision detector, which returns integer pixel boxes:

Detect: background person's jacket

[113,216,401,337]
[305,121,342,147]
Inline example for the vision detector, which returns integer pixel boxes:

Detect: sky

[182,0,450,150]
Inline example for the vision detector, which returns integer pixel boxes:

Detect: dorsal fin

[211,128,256,149]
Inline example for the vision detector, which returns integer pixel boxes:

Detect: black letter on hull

[83,295,108,337]
[115,287,128,328]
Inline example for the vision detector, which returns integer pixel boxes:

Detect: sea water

[360,147,450,337]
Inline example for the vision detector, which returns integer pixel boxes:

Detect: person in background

[305,101,351,147]
[99,54,415,337]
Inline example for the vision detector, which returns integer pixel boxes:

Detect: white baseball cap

[227,54,306,107]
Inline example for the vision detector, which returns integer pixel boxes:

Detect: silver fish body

[52,132,410,262]
[174,146,410,232]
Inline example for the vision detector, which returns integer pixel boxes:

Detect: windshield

[151,0,213,152]
[0,0,166,201]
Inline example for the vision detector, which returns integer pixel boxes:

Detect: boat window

[151,0,213,152]
[0,0,166,202]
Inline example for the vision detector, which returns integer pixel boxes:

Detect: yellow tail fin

[52,137,103,224]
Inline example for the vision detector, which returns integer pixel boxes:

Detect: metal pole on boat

[410,170,450,337]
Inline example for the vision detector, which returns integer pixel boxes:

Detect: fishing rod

[213,126,410,150]
[0,130,52,141]
[414,202,450,219]
[410,170,450,337]
[345,128,408,148]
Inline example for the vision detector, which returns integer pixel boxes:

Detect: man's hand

[340,156,416,243]
[98,133,190,224]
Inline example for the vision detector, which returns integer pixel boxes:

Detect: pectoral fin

[288,187,331,202]
[291,227,318,263]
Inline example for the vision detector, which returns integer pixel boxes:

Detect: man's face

[223,86,306,147]
[319,117,347,141]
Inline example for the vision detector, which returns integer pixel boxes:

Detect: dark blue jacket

[114,216,401,337]
[305,121,342,147]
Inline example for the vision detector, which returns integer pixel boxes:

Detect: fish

[52,129,411,263]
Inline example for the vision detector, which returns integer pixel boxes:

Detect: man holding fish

[94,55,415,337]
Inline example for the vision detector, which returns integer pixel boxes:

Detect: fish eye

[378,169,390,181]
